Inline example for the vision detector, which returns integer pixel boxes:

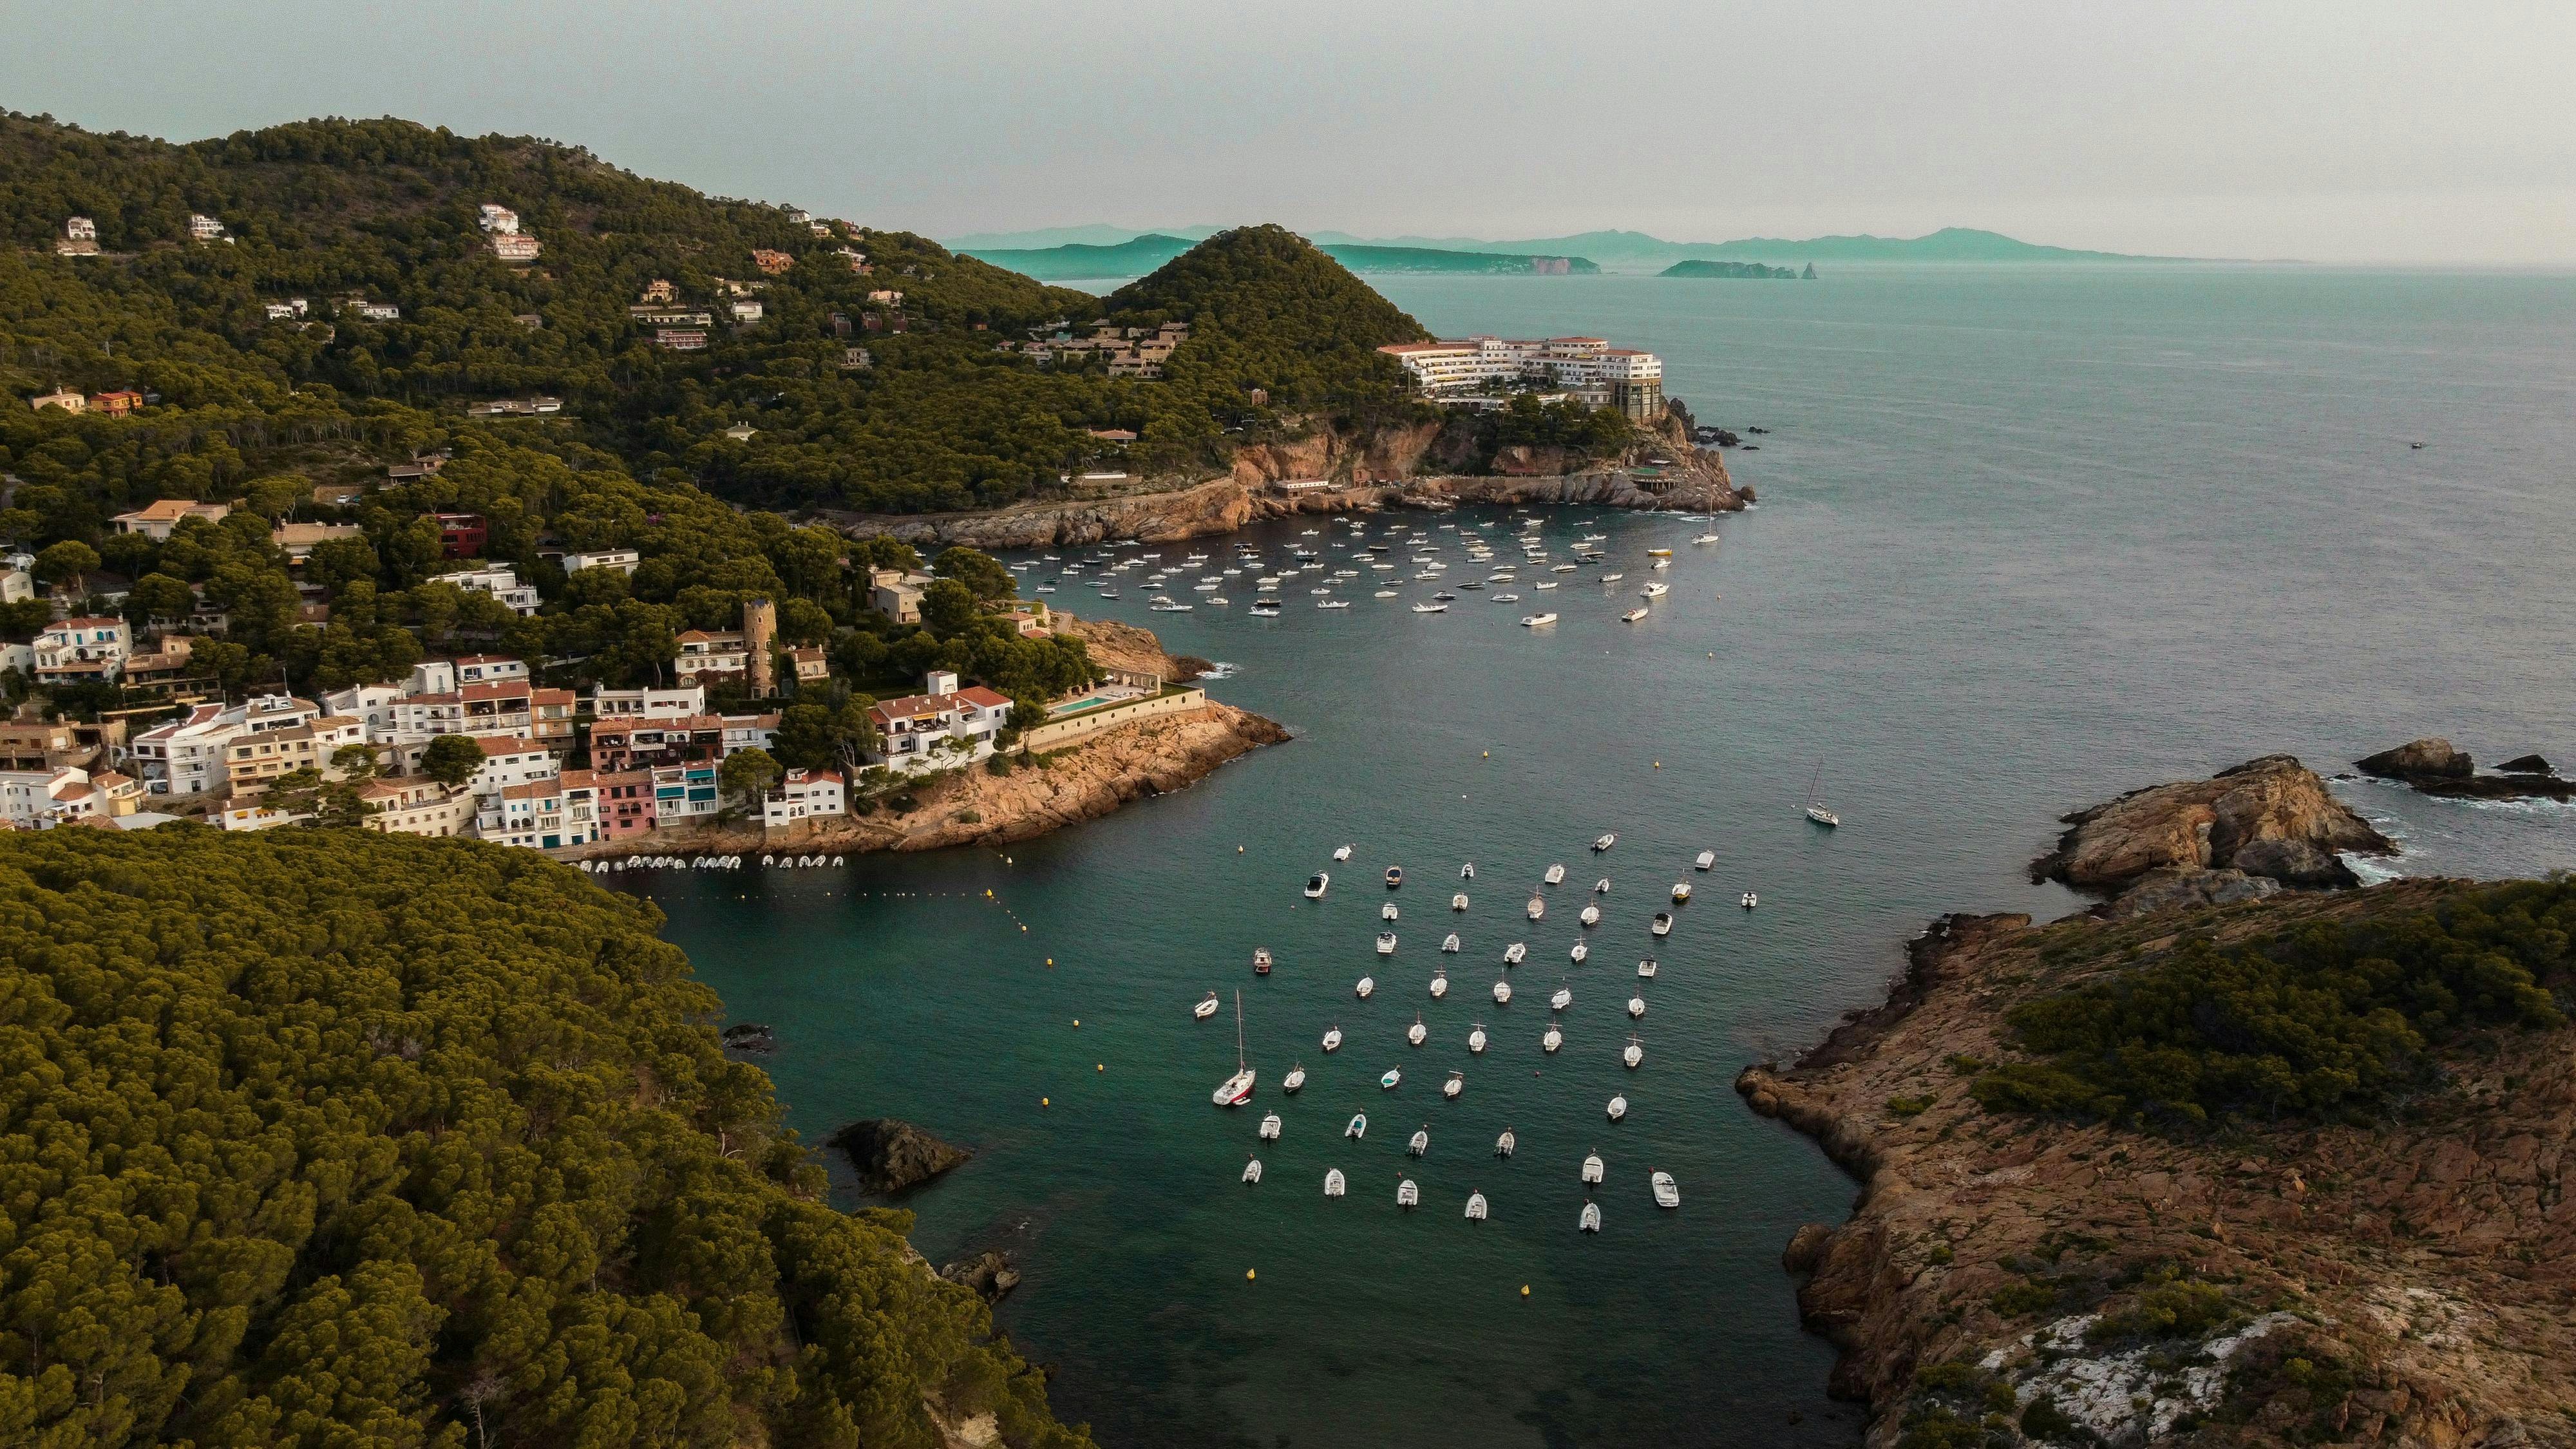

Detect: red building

[432,513,486,558]
[88,390,144,416]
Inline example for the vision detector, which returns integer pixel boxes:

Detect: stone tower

[744,597,777,696]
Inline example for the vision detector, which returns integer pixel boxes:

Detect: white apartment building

[124,694,342,797]
[592,684,706,720]
[762,768,846,829]
[864,670,1012,775]
[562,549,641,576]
[1379,336,1665,421]
[0,766,97,828]
[478,204,520,234]
[35,618,131,685]
[430,566,540,616]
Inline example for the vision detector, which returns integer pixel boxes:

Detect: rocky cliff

[1740,879,2576,1449]
[2030,755,2394,916]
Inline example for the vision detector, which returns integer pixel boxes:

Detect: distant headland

[960,233,1600,281]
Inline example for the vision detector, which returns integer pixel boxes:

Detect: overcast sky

[4,0,2571,262]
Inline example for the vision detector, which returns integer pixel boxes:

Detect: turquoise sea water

[623,267,2576,1448]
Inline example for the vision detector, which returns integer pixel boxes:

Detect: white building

[111,499,232,541]
[864,670,1013,775]
[189,214,225,240]
[762,768,846,829]
[591,684,706,720]
[491,234,542,262]
[64,217,95,242]
[1379,336,1665,421]
[562,549,641,576]
[430,566,540,616]
[478,204,521,234]
[0,766,97,828]
[124,694,344,797]
[35,618,131,685]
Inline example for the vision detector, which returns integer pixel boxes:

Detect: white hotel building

[1378,336,1664,422]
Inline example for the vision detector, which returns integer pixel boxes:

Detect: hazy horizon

[1,0,2569,265]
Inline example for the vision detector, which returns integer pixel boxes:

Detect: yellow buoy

[1097,1063,1104,1071]
[1654,761,1661,769]
[1482,751,1489,759]
[1246,1269,1256,1280]
[1520,1285,1531,1297]
[1238,846,1244,853]
[1071,1018,1079,1026]
[1041,1097,1050,1106]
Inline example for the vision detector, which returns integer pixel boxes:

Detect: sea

[618,266,2576,1448]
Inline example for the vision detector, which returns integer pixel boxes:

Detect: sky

[3,0,2571,263]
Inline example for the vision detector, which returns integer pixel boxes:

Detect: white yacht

[1408,1128,1429,1157]
[1259,1113,1282,1141]
[1520,612,1558,627]
[1443,1070,1463,1100]
[1641,582,1667,598]
[1526,896,1545,921]
[1440,934,1460,956]
[1628,996,1646,1019]
[1324,1167,1347,1197]
[1283,1062,1307,1092]
[1194,992,1221,1020]
[1637,957,1658,979]
[1376,932,1397,956]
[1694,532,1721,544]
[1582,1153,1605,1186]
[1410,602,1448,613]
[1651,912,1672,936]
[1452,891,1469,911]
[1653,1171,1680,1208]
[1356,976,1375,999]
[1464,1191,1489,1221]
[1580,1201,1602,1233]
[1535,580,1559,590]
[1569,942,1589,963]
[1468,1023,1487,1054]
[1334,844,1354,861]
[1545,864,1567,885]
[1671,882,1691,903]
[1695,849,1715,871]
[1543,1021,1564,1052]
[1346,1114,1367,1139]
[1600,573,1625,583]
[1242,1158,1262,1184]
[1382,902,1400,922]
[1430,969,1450,996]
[1503,942,1527,965]
[1323,1024,1343,1052]
[1397,1179,1420,1210]
[1461,863,1476,880]
[1317,599,1349,609]
[1492,593,1522,603]
[1551,984,1573,1010]
[1408,1016,1428,1046]
[1593,835,1616,853]
[1495,1130,1516,1158]
[1595,878,1611,895]
[1741,891,1759,909]
[1492,979,1512,1005]
[1623,1035,1644,1070]
[1606,1095,1627,1121]
[1211,992,1255,1106]
[1579,904,1601,927]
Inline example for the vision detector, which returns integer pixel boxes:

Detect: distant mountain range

[948,225,2184,273]
[960,234,1603,280]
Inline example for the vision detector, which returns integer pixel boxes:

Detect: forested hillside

[0,113,1434,514]
[0,826,1089,1447]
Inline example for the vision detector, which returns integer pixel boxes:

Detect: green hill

[965,233,1597,279]
[0,825,1091,1448]
[1660,259,1804,279]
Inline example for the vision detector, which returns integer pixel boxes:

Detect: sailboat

[1468,1022,1488,1054]
[1623,1034,1644,1069]
[1804,761,1841,828]
[1443,1070,1463,1100]
[1210,992,1256,1106]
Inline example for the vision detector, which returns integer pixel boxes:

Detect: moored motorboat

[1741,891,1758,909]
[1430,971,1450,1000]
[1381,1067,1403,1090]
[1593,834,1616,853]
[1641,582,1668,598]
[1594,878,1611,894]
[1569,941,1589,963]
[1621,607,1649,623]
[1376,931,1397,956]
[1461,862,1475,879]
[1544,864,1566,885]
[1551,983,1573,1010]
[1636,957,1658,978]
[1443,1070,1463,1100]
[1408,1127,1429,1157]
[1503,942,1527,965]
[1397,1178,1419,1209]
[1651,912,1672,936]
[1259,1113,1282,1140]
[1492,979,1512,1004]
[1194,992,1222,1020]
[1253,946,1273,974]
[1243,1158,1262,1184]
[1385,866,1405,888]
[1606,1095,1627,1121]
[1468,1022,1487,1054]
[1323,1024,1343,1052]
[1451,891,1469,911]
[1581,1152,1605,1185]
[1326,1168,1349,1197]
[1496,1130,1517,1157]
[1305,872,1330,898]
[1346,1114,1367,1139]
[1653,1171,1680,1208]
[1520,612,1557,626]
[1694,849,1714,871]
[1408,1015,1428,1046]
[1441,934,1460,955]
[1356,976,1375,999]
[1383,902,1399,921]
[1333,844,1354,861]
[1283,1062,1307,1092]
[1579,1200,1601,1233]
[1628,996,1645,1018]
[1464,1191,1488,1220]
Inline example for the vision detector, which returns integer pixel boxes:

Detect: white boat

[1410,602,1447,613]
[1305,871,1330,898]
[1593,877,1611,895]
[1569,942,1589,963]
[1621,607,1649,623]
[1464,1192,1488,1221]
[1194,992,1222,1020]
[1693,532,1720,544]
[1397,1179,1419,1209]
[1346,1114,1367,1139]
[1653,1171,1680,1208]
[1323,1024,1343,1052]
[1637,957,1658,979]
[1606,1095,1627,1121]
[1243,1158,1262,1184]
[1253,946,1274,975]
[1408,1015,1428,1046]
[1646,547,1672,557]
[1334,844,1354,861]
[1373,590,1399,598]
[1318,599,1349,609]
[1497,1130,1516,1157]
[1503,942,1527,965]
[1520,612,1558,626]
[1627,996,1645,1019]
[1671,882,1690,903]
[1641,582,1668,598]
[1259,1113,1282,1140]
[1356,976,1374,999]
[1430,971,1450,999]
[1526,896,1545,920]
[1544,864,1566,885]
[1148,601,1194,612]
[1551,984,1573,1011]
[1493,593,1522,602]
[1805,761,1842,828]
[1579,904,1601,927]
[1283,1063,1307,1092]
[1461,863,1475,879]
[1623,1035,1643,1069]
[1741,891,1758,909]
[1376,932,1397,956]
[1535,581,1559,590]
[1381,1067,1402,1090]
[1593,835,1616,853]
[1408,1128,1429,1157]
[1581,1152,1604,1185]
[1492,979,1512,1004]
[1382,902,1400,922]
[1443,1071,1463,1100]
[1248,603,1282,617]
[1212,991,1256,1106]
[1600,573,1625,583]
[1651,912,1672,936]
[1543,1019,1563,1052]
[1325,1167,1347,1197]
[1451,892,1469,911]
[1386,866,1405,888]
[1552,564,1578,573]
[1468,1023,1488,1053]
[1579,1201,1601,1233]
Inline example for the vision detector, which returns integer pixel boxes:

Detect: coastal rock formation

[2030,755,2392,908]
[719,1021,777,1053]
[1057,615,1202,682]
[938,1250,1023,1302]
[831,1118,973,1195]
[2357,738,2575,802]
[1739,880,2576,1449]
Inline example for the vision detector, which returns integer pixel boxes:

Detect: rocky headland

[831,1117,974,1195]
[2029,755,2394,917]
[820,413,1747,549]
[1741,763,2576,1449]
[2356,737,2575,803]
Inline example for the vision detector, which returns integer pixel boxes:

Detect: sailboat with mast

[1210,990,1256,1106]
[1804,760,1841,828]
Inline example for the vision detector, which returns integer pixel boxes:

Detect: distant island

[962,233,1597,280]
[952,224,2190,273]
[1660,260,1809,280]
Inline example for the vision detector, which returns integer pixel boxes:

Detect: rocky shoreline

[1739,762,2575,1448]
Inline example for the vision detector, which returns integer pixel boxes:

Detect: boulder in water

[2229,837,2359,891]
[2357,737,2474,780]
[2031,754,2392,896]
[2498,753,2554,775]
[720,1022,777,1054]
[938,1249,1023,1302]
[832,1118,972,1195]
